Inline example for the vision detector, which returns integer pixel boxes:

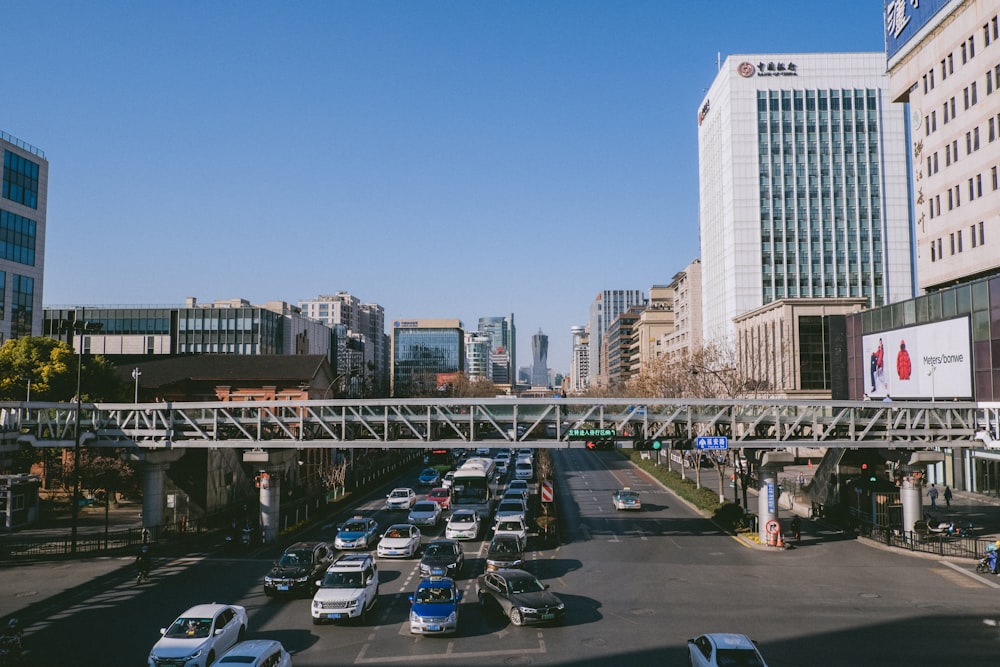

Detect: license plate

[327,613,345,619]
[541,613,555,620]
[431,568,445,575]
[428,625,441,631]
[277,585,289,591]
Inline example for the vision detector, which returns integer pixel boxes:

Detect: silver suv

[311,554,379,625]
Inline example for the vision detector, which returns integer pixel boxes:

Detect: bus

[423,448,454,469]
[450,458,497,518]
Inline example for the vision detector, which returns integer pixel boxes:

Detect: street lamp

[61,309,103,555]
[132,367,142,403]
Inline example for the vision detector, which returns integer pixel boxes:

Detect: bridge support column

[900,477,923,535]
[758,467,779,544]
[136,450,184,536]
[259,471,279,544]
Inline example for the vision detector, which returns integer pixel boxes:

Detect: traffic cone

[776,531,784,548]
[808,459,813,469]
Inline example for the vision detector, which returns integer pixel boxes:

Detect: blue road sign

[696,436,729,450]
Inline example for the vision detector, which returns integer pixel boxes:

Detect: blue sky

[6,1,885,373]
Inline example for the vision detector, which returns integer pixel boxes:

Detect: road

[5,449,1000,666]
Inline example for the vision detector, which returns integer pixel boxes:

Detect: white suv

[311,554,379,625]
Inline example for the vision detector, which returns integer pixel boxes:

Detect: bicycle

[136,565,150,585]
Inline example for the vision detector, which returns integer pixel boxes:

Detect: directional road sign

[696,436,729,450]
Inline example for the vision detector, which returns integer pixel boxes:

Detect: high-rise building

[1,131,47,341]
[391,319,464,396]
[299,292,388,394]
[605,308,642,388]
[570,325,589,393]
[477,314,516,384]
[660,259,703,361]
[698,53,914,343]
[465,332,492,381]
[885,0,1000,290]
[633,285,676,375]
[587,290,646,387]
[530,329,549,387]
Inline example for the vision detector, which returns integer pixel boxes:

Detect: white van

[514,459,533,481]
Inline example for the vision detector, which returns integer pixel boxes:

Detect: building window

[972,81,978,105]
[993,165,998,190]
[979,221,986,246]
[0,210,37,266]
[10,274,32,339]
[943,102,950,123]
[950,233,955,255]
[989,68,995,94]
[931,241,937,261]
[964,87,970,109]
[969,177,975,200]
[932,110,937,131]
[2,151,40,210]
[949,53,954,74]
[971,225,978,248]
[970,35,976,59]
[977,173,983,196]
[948,188,954,210]
[950,96,956,117]
[974,127,980,150]
[990,117,997,142]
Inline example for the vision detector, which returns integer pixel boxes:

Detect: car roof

[218,639,285,658]
[330,553,373,568]
[701,633,758,650]
[178,602,232,617]
[428,487,449,493]
[450,509,478,517]
[286,541,324,550]
[391,487,413,492]
[493,568,534,580]
[417,575,457,588]
[427,537,460,546]
[491,534,522,545]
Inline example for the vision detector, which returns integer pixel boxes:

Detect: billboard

[884,0,951,60]
[862,317,972,400]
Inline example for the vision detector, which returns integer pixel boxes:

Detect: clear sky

[5,1,886,374]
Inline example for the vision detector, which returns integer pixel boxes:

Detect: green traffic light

[652,440,661,450]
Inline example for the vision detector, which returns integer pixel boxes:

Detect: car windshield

[618,492,639,500]
[498,502,523,512]
[421,469,437,476]
[321,571,363,588]
[416,586,455,603]
[341,521,367,532]
[497,521,522,531]
[424,543,455,557]
[390,490,409,498]
[451,513,474,524]
[508,577,545,595]
[277,550,311,567]
[386,527,412,538]
[412,502,436,512]
[490,540,520,555]
[715,649,766,667]
[165,617,212,639]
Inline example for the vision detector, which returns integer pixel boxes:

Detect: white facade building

[885,0,1000,291]
[698,53,914,343]
[570,325,589,392]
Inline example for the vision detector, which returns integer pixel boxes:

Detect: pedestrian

[944,485,952,508]
[928,483,939,509]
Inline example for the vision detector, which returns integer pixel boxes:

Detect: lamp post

[132,367,142,403]
[63,309,103,556]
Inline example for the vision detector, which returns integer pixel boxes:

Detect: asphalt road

[5,449,1000,666]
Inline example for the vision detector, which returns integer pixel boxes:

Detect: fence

[860,522,988,559]
[0,450,422,561]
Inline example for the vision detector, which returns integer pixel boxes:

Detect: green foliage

[0,336,127,401]
[623,450,727,515]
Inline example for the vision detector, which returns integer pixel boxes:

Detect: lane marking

[939,560,1000,588]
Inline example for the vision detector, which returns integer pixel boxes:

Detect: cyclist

[135,545,152,583]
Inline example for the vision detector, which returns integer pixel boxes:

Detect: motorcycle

[976,550,998,574]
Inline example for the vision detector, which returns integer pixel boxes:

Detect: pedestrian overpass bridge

[3,397,999,452]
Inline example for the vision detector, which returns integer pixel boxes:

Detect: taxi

[408,576,462,635]
[612,487,641,511]
[334,516,380,550]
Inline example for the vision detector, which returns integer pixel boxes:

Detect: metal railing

[860,523,988,560]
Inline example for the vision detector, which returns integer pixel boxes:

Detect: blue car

[334,516,380,550]
[418,468,442,487]
[409,576,462,635]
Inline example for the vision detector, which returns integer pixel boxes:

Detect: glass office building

[391,319,464,396]
[698,53,914,342]
[0,131,47,342]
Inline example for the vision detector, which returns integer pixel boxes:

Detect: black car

[264,541,334,597]
[485,534,524,572]
[476,569,565,626]
[419,538,465,578]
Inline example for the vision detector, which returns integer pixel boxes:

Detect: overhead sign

[568,428,617,440]
[696,436,729,450]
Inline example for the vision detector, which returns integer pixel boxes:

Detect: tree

[0,336,127,402]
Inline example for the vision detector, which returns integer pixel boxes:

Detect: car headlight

[555,602,565,610]
[520,606,538,614]
[447,611,457,623]
[264,576,274,583]
[295,575,309,583]
[312,600,322,609]
[410,610,419,622]
[347,598,359,607]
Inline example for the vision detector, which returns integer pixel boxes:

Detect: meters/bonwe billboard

[862,317,972,400]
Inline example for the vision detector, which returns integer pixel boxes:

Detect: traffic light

[633,438,648,451]
[651,439,662,451]
[861,462,877,484]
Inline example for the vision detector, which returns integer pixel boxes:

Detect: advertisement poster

[862,317,972,400]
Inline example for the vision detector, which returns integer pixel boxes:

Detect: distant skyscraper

[1,131,47,340]
[588,290,646,386]
[698,53,913,342]
[478,314,515,384]
[299,292,388,393]
[465,332,492,380]
[570,325,589,392]
[531,329,549,387]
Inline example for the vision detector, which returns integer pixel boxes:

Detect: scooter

[976,550,998,574]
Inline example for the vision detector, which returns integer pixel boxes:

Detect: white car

[688,633,768,667]
[493,516,528,549]
[377,524,422,558]
[493,498,528,525]
[311,554,379,625]
[386,487,417,510]
[408,500,442,528]
[445,509,481,540]
[215,639,292,667]
[148,603,248,667]
[442,471,456,489]
[507,479,530,500]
